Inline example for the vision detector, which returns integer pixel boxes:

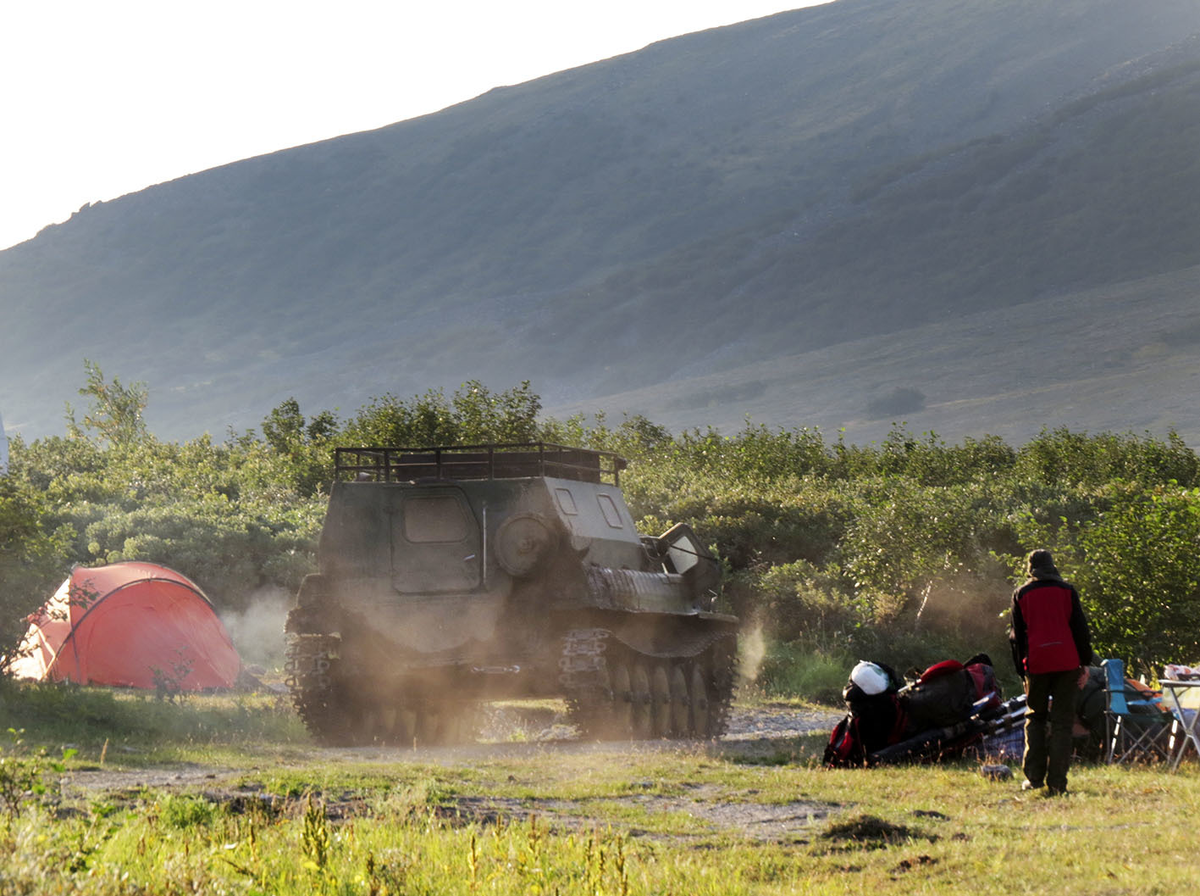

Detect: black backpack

[824,662,907,767]
[901,656,1002,734]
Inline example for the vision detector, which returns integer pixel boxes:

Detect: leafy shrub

[755,643,855,704]
[1044,485,1200,678]
[751,560,867,646]
[0,476,72,667]
[8,369,1200,698]
[341,380,543,447]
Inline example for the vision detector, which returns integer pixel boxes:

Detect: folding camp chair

[1102,658,1176,764]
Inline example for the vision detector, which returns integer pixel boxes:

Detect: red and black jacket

[1011,577,1094,676]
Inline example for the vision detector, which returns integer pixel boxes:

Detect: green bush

[750,560,866,646]
[8,369,1200,698]
[0,475,73,667]
[1043,485,1200,679]
[755,643,855,704]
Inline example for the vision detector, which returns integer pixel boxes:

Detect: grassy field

[1,683,1197,895]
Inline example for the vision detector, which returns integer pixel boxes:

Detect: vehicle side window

[403,495,471,543]
[667,534,700,574]
[555,487,578,515]
[597,494,624,529]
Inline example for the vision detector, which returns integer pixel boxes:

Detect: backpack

[901,655,1002,734]
[824,661,908,767]
[823,714,866,767]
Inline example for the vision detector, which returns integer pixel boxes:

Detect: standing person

[1011,549,1094,796]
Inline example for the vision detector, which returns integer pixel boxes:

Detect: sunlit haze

[0,0,831,251]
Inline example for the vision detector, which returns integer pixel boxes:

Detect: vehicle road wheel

[354,708,372,745]
[690,664,711,737]
[380,706,398,742]
[445,706,478,745]
[651,665,672,738]
[384,705,415,745]
[630,664,653,739]
[669,666,690,737]
[414,710,442,746]
[400,709,419,747]
[610,664,634,738]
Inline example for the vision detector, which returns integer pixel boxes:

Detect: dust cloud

[739,620,766,685]
[912,573,1013,645]
[220,587,293,672]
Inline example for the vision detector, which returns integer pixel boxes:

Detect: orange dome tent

[11,562,241,690]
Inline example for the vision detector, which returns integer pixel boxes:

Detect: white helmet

[850,661,890,695]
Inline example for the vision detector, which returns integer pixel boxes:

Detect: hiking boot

[1021,780,1043,791]
[1046,786,1069,797]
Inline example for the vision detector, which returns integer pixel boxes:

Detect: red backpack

[824,714,866,767]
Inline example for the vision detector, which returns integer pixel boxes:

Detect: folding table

[1158,677,1200,771]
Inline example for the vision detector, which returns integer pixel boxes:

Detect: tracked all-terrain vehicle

[285,443,737,746]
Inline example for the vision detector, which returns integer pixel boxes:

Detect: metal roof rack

[334,442,627,485]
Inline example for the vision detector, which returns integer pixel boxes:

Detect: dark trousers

[1023,667,1079,792]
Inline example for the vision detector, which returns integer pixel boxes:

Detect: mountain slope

[545,263,1200,447]
[3,0,1200,440]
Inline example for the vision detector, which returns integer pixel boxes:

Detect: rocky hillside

[2,0,1199,443]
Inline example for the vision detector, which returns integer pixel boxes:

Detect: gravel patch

[724,703,842,741]
[476,701,841,744]
[61,702,844,799]
[428,785,838,843]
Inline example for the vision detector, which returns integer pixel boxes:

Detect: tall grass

[0,678,306,757]
[755,643,854,704]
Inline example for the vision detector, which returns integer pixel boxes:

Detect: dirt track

[55,703,850,842]
[62,703,842,809]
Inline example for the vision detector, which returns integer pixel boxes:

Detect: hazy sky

[1,0,830,252]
